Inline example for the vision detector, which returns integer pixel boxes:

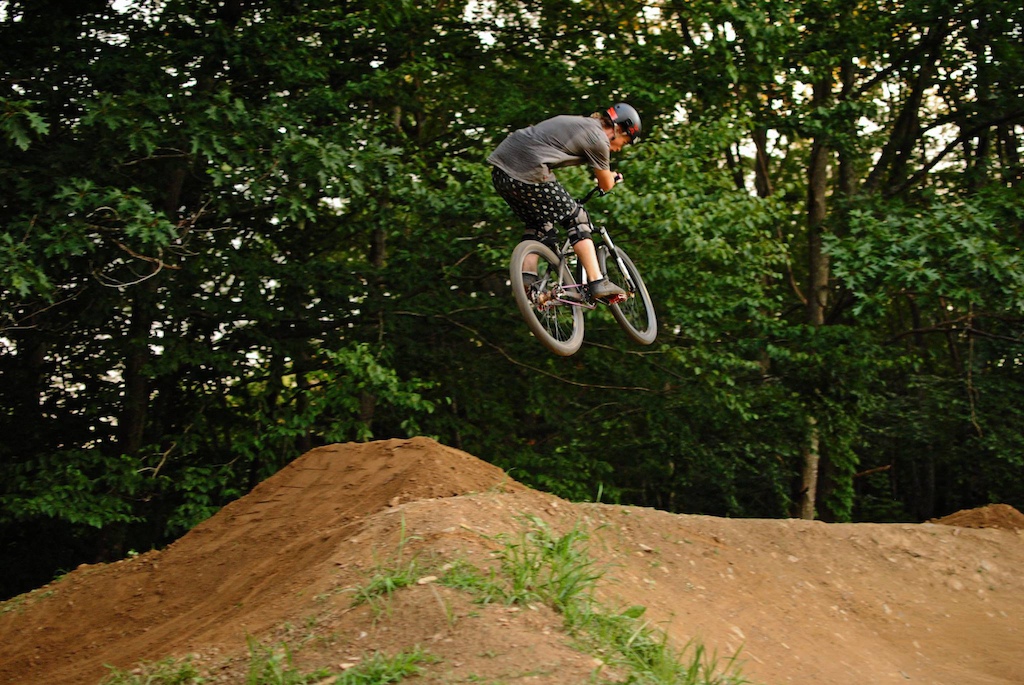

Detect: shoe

[522,272,539,290]
[588,278,626,301]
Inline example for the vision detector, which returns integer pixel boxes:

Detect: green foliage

[3,0,1024,600]
[163,464,248,535]
[827,190,1024,321]
[224,343,437,477]
[0,451,143,528]
[0,97,49,151]
[493,439,619,504]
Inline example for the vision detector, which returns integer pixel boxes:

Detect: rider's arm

[595,168,623,192]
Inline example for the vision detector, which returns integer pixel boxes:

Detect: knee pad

[523,223,560,252]
[561,206,594,245]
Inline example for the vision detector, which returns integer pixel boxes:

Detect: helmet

[607,102,642,142]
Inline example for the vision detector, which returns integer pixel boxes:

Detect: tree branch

[395,310,660,393]
[886,108,1024,196]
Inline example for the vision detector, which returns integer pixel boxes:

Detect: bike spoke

[606,248,657,345]
[510,241,585,356]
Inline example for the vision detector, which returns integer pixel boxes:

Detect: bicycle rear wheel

[510,240,585,356]
[603,246,657,345]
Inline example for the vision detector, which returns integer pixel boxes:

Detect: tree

[2,0,1022,600]
[0,0,439,596]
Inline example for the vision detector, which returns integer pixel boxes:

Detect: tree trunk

[806,78,832,327]
[966,12,991,191]
[725,144,746,191]
[800,416,820,520]
[802,77,832,520]
[999,124,1020,183]
[863,20,948,194]
[837,59,857,199]
[752,127,774,198]
[119,285,154,456]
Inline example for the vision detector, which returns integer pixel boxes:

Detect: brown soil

[1,437,1022,685]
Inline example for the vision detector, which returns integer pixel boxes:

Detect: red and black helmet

[607,102,642,142]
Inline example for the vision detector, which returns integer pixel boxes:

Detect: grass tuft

[474,515,751,685]
[246,637,331,684]
[492,514,602,613]
[100,656,203,684]
[99,641,434,685]
[348,517,423,615]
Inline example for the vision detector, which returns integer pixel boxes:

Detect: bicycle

[508,186,657,356]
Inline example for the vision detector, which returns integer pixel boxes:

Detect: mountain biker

[488,102,642,301]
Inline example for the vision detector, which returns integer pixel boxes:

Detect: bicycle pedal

[602,293,628,306]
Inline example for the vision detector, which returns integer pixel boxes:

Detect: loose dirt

[1,437,1022,684]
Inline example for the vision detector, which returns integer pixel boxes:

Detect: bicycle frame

[545,187,635,309]
[510,184,658,355]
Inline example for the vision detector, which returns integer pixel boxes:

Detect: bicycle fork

[596,227,635,301]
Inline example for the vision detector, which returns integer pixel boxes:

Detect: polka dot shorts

[491,166,578,245]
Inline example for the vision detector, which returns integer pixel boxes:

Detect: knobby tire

[603,246,657,345]
[510,240,585,357]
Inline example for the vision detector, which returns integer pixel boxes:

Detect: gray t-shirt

[488,115,610,184]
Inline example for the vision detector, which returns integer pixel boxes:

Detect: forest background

[1,0,1022,600]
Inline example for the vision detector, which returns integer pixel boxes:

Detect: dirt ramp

[183,436,523,559]
[930,503,1024,531]
[4,439,1023,685]
[0,437,520,685]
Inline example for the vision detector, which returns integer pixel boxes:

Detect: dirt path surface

[1,437,1022,684]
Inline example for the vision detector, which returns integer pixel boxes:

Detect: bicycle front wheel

[604,246,657,345]
[510,240,585,356]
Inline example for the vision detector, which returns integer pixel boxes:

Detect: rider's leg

[563,206,603,281]
[523,251,539,276]
[563,207,624,299]
[521,223,558,278]
[572,238,603,283]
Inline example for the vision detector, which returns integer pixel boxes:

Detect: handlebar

[580,173,623,205]
[579,186,605,205]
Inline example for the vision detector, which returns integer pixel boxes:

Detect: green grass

[100,644,434,685]
[458,515,751,685]
[349,559,421,609]
[572,603,747,685]
[331,649,436,684]
[99,656,204,684]
[245,637,331,684]
[436,558,504,604]
[348,517,423,615]
[493,515,602,613]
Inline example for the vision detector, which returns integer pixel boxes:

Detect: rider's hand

[614,172,624,185]
[595,168,619,191]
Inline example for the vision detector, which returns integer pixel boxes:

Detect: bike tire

[603,246,657,345]
[510,240,585,356]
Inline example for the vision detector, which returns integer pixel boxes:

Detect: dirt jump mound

[1,437,1022,685]
[931,503,1024,531]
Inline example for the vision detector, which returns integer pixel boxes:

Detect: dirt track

[1,437,1022,684]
